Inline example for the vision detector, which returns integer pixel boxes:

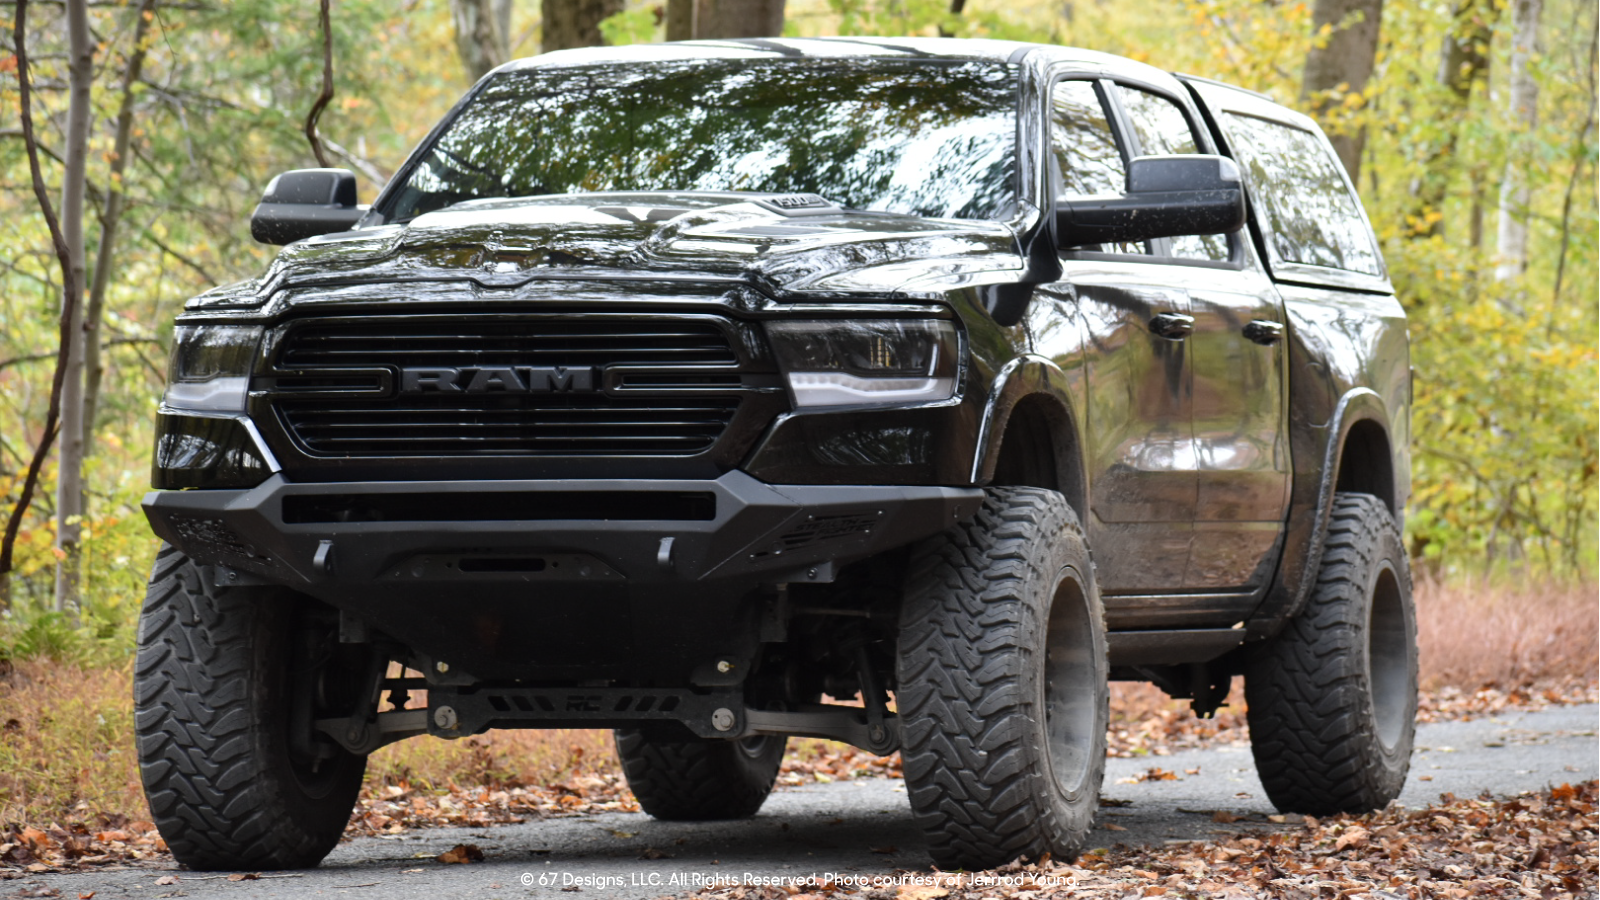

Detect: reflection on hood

[258,192,1022,298]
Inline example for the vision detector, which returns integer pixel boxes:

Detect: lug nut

[711,708,735,732]
[434,706,459,730]
[716,660,734,673]
[435,661,450,674]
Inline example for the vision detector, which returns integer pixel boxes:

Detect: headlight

[765,319,958,409]
[162,325,262,412]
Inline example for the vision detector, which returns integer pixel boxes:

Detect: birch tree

[53,0,93,610]
[1495,0,1543,280]
[451,0,513,81]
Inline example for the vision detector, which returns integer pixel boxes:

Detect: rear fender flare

[1251,387,1395,639]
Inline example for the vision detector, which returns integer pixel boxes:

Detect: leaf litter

[677,781,1598,900]
[1,681,1591,878]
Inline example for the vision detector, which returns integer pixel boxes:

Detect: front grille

[279,320,737,368]
[266,317,747,459]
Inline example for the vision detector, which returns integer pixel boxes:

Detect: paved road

[18,704,1596,900]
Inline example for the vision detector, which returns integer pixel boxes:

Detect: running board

[1107,628,1246,666]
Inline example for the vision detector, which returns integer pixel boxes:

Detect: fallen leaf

[1334,826,1369,850]
[895,886,948,900]
[607,829,636,838]
[227,872,260,882]
[1211,810,1239,823]
[435,844,484,864]
[1104,823,1127,831]
[154,875,179,885]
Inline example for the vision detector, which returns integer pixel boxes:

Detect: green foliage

[599,3,663,46]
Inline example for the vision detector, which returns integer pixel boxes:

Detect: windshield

[380,59,1019,223]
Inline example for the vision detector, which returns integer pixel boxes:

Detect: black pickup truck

[137,37,1416,871]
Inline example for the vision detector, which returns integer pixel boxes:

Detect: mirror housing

[1056,154,1246,249]
[250,168,365,245]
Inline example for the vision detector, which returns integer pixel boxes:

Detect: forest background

[0,0,1594,654]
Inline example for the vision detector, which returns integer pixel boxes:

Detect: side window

[1049,80,1147,255]
[1116,86,1230,262]
[1220,113,1382,276]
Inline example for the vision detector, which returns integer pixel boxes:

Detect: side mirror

[250,168,365,245]
[1056,154,1246,249]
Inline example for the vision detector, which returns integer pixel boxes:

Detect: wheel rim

[1367,562,1410,751]
[1042,566,1097,797]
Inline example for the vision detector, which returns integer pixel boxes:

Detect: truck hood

[250,192,1023,301]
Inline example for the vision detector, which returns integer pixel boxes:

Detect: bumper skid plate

[143,470,984,590]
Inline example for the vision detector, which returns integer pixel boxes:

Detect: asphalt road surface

[18,704,1597,900]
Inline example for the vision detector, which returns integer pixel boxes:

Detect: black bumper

[144,472,981,682]
[143,470,981,590]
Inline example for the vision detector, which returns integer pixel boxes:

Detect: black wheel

[614,729,785,820]
[134,544,367,870]
[895,486,1108,870]
[1245,492,1418,814]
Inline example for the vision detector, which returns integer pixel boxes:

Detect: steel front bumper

[142,470,983,592]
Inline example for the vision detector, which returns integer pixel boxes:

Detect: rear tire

[134,544,367,870]
[895,486,1108,870]
[614,729,784,820]
[1245,492,1418,814]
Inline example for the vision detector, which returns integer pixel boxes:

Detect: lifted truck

[137,37,1416,871]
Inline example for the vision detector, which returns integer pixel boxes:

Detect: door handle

[1243,319,1284,345]
[1148,312,1194,340]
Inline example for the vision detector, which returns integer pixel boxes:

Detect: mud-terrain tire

[134,544,366,870]
[614,730,785,820]
[895,486,1108,870]
[1245,492,1417,814]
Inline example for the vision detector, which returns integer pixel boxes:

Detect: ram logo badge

[399,365,598,393]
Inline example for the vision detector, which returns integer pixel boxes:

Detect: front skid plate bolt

[716,659,734,673]
[434,706,459,730]
[711,708,735,732]
[435,661,450,674]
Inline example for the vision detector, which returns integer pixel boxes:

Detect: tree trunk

[1494,0,1542,281]
[451,0,512,80]
[83,0,158,449]
[543,0,621,51]
[1406,0,1495,239]
[666,0,784,40]
[1300,0,1385,182]
[55,0,93,612]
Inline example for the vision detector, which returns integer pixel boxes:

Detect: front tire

[895,487,1108,870]
[1245,492,1418,814]
[134,544,367,870]
[614,729,785,820]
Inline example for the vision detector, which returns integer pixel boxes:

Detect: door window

[1220,113,1383,275]
[1049,80,1148,255]
[1116,86,1230,262]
